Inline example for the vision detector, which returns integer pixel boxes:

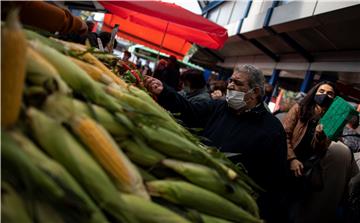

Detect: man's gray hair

[234,64,265,97]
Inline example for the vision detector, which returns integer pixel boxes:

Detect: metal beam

[263,1,313,62]
[237,34,280,62]
[204,48,225,62]
[300,70,315,93]
[202,1,225,16]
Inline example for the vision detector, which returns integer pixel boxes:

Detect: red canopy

[100,1,228,59]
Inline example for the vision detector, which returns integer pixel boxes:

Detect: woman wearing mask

[282,81,358,223]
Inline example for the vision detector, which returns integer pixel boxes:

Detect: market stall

[1,10,261,223]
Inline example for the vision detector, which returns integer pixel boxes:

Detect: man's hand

[144,76,163,95]
[290,159,304,177]
[211,90,223,100]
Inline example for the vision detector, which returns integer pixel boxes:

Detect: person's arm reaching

[144,76,213,128]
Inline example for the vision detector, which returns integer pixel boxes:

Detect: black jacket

[159,86,288,221]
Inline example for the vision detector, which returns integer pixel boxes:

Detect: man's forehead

[231,72,249,81]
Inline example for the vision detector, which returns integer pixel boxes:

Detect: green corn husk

[120,138,166,167]
[141,125,236,181]
[24,29,66,53]
[107,84,197,141]
[26,46,71,94]
[136,166,158,182]
[34,201,65,223]
[162,159,259,217]
[121,194,191,223]
[2,132,64,200]
[29,40,122,112]
[26,107,134,223]
[9,130,110,223]
[200,214,233,223]
[147,180,262,223]
[43,93,129,137]
[1,182,32,223]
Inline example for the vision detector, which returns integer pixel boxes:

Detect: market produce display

[1,12,263,223]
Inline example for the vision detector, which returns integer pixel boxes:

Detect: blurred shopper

[282,81,359,223]
[342,114,360,153]
[121,50,131,62]
[179,69,211,103]
[145,64,288,223]
[163,55,181,90]
[153,59,168,79]
[2,1,87,36]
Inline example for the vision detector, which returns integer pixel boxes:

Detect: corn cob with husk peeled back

[70,115,150,200]
[29,40,122,112]
[162,159,259,217]
[43,93,130,137]
[147,180,262,223]
[8,130,110,223]
[1,182,32,223]
[26,46,71,94]
[1,9,27,128]
[69,57,115,86]
[26,108,135,223]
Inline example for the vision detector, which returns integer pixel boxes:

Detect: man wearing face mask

[144,64,288,223]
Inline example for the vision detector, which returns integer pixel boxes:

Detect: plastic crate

[320,96,358,140]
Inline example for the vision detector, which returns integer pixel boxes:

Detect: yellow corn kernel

[72,115,149,200]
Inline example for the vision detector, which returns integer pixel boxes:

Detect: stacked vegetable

[1,12,263,223]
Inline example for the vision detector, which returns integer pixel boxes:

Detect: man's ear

[253,87,261,99]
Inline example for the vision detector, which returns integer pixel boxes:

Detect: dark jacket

[178,87,211,104]
[159,85,288,192]
[159,86,288,222]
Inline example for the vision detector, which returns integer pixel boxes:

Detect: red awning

[99,1,228,59]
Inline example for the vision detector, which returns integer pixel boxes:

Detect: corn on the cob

[26,108,134,223]
[162,159,259,217]
[121,194,191,223]
[43,93,129,136]
[1,182,32,223]
[141,125,236,181]
[2,132,64,198]
[71,115,150,200]
[24,29,66,53]
[80,52,127,87]
[1,9,27,128]
[147,180,262,223]
[26,46,71,94]
[9,130,110,223]
[120,138,166,167]
[29,40,122,112]
[69,57,114,85]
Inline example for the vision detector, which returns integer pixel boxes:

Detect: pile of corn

[1,12,263,223]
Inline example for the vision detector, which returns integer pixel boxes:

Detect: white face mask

[226,89,252,110]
